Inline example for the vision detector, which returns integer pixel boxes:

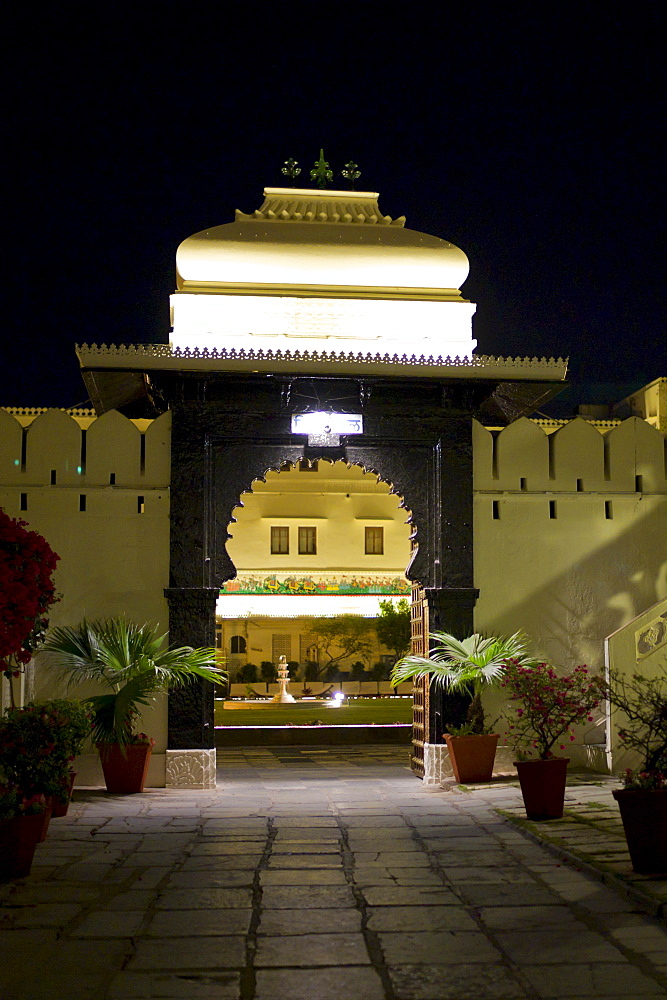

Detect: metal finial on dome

[341,161,361,190]
[310,149,333,189]
[281,157,301,187]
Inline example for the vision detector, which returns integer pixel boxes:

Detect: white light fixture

[291,411,363,446]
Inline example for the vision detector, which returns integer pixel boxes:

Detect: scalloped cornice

[1,405,95,417]
[76,343,568,382]
[234,188,405,227]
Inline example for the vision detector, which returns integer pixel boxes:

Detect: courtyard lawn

[214,697,412,728]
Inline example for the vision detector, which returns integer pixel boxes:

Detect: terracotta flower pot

[444,733,500,783]
[515,757,569,819]
[52,771,77,818]
[612,788,667,874]
[38,797,53,842]
[0,814,45,880]
[98,743,152,794]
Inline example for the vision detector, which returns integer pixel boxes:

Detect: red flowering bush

[0,509,59,704]
[501,659,605,760]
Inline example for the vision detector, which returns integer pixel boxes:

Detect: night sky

[5,3,665,413]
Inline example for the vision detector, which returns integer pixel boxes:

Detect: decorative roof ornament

[234,188,405,225]
[281,157,301,186]
[310,149,333,189]
[341,161,361,190]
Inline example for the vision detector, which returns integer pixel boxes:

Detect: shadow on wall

[476,502,667,672]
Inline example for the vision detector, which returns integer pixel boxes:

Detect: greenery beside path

[215,697,412,727]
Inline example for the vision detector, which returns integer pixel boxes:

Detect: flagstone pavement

[0,745,665,1000]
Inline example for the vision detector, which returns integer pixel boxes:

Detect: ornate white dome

[171,187,476,360]
[176,188,470,297]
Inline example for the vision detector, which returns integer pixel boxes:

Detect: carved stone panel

[165,748,217,789]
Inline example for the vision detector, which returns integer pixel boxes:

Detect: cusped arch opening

[218,458,416,687]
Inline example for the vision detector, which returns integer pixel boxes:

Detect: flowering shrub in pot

[0,702,85,806]
[0,699,86,869]
[0,509,60,708]
[607,666,667,872]
[0,790,50,881]
[44,699,91,816]
[391,632,536,782]
[501,660,605,819]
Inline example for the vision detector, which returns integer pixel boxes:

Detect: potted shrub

[607,667,667,873]
[0,786,49,881]
[43,618,228,794]
[0,701,82,857]
[501,660,605,819]
[391,632,536,783]
[46,699,91,816]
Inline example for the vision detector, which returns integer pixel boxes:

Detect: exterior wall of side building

[1,400,665,781]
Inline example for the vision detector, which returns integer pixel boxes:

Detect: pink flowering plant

[501,659,605,760]
[607,666,666,791]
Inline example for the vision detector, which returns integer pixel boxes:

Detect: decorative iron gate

[410,583,429,776]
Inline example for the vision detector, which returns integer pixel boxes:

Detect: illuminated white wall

[170,293,477,360]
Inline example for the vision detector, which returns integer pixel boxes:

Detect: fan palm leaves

[391,631,536,733]
[43,618,227,744]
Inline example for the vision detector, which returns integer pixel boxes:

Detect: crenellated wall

[1,405,665,777]
[473,416,667,757]
[0,407,172,768]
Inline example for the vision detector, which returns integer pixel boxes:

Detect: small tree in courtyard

[307,615,375,679]
[375,598,411,660]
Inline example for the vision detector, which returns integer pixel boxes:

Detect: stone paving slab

[494,781,667,919]
[0,745,665,1000]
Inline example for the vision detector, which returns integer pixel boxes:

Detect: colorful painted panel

[221,575,410,596]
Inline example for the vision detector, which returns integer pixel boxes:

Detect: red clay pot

[612,788,667,874]
[515,757,570,820]
[38,797,53,842]
[98,743,152,794]
[444,733,500,783]
[0,814,45,880]
[52,771,77,818]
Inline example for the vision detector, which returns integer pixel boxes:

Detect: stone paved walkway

[0,746,665,1000]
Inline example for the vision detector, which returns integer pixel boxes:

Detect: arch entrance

[163,372,479,778]
[219,458,412,693]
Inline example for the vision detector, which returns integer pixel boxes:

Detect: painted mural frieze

[221,574,410,596]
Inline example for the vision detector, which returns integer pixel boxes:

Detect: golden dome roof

[176,188,470,300]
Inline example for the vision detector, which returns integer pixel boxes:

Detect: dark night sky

[4,2,665,413]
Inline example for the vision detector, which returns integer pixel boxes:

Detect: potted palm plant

[391,631,536,783]
[607,666,667,873]
[43,618,228,794]
[501,659,605,819]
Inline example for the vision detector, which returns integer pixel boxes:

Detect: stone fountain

[271,655,295,703]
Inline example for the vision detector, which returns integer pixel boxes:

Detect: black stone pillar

[165,587,218,749]
[424,586,480,740]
